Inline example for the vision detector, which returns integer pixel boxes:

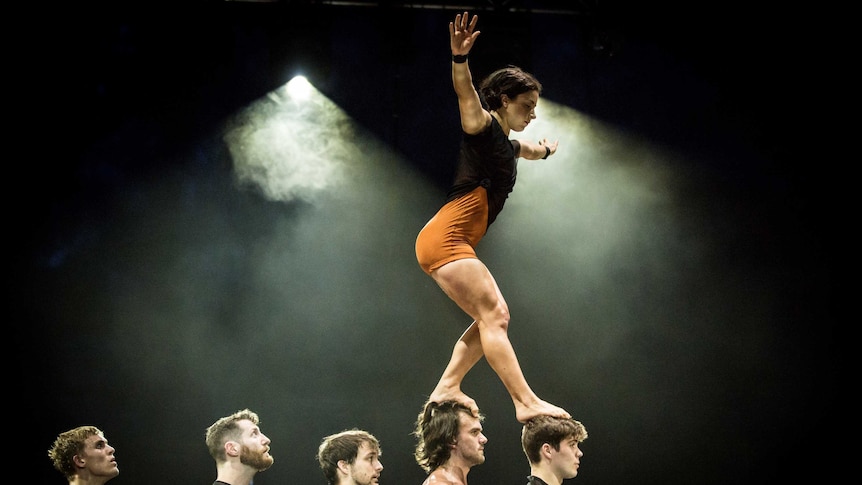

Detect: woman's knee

[483,306,510,332]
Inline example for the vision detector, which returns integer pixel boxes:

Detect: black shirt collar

[527,475,550,485]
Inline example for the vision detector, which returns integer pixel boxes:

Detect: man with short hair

[521,415,588,485]
[317,428,384,485]
[413,401,487,485]
[48,425,119,485]
[205,408,274,485]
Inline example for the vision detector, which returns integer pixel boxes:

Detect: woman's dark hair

[479,65,543,111]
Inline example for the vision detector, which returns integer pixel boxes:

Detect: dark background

[19,1,831,484]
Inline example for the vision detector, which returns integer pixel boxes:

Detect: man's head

[317,429,383,485]
[413,400,487,473]
[205,408,274,472]
[522,415,588,479]
[48,425,119,483]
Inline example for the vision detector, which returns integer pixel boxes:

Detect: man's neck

[216,463,257,485]
[70,476,111,485]
[529,468,560,485]
[430,462,471,485]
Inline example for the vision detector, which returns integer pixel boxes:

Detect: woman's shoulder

[461,107,493,136]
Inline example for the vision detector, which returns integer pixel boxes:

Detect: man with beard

[205,409,274,485]
[48,425,119,484]
[521,415,588,485]
[317,428,384,485]
[413,401,487,485]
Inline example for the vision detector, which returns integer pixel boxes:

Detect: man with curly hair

[413,401,487,485]
[47,425,119,484]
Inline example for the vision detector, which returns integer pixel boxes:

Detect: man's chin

[254,455,275,471]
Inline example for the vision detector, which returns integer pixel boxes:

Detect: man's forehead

[85,433,107,446]
[358,441,380,456]
[458,413,481,431]
[237,419,259,432]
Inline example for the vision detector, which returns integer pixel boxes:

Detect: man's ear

[74,454,86,468]
[226,441,241,457]
[541,442,554,458]
[337,459,350,474]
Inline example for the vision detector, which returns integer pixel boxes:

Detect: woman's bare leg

[429,321,483,417]
[432,258,571,423]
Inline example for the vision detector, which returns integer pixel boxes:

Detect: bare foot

[429,387,479,418]
[515,400,571,423]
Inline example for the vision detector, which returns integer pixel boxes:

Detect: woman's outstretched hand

[539,138,559,158]
[450,11,480,55]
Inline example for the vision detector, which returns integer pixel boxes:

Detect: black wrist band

[452,54,468,64]
[543,146,551,159]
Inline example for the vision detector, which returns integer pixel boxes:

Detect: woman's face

[503,91,539,132]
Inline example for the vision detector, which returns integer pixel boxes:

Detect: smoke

[224,81,360,203]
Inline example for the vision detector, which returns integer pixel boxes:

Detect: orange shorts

[415,186,488,275]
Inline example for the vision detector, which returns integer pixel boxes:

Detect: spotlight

[286,75,313,101]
